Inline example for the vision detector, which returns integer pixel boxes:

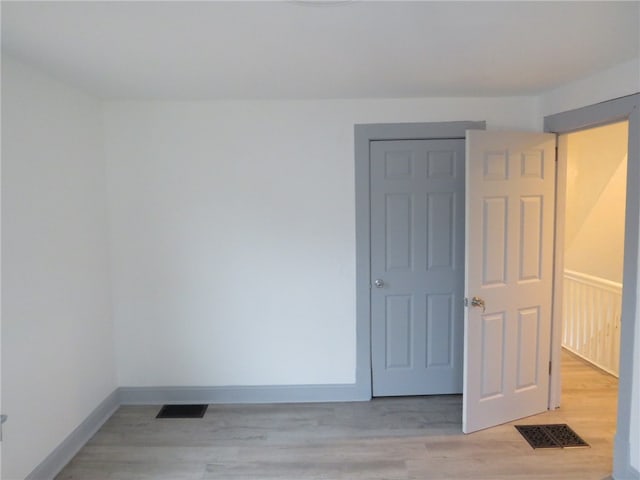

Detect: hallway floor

[56,350,618,479]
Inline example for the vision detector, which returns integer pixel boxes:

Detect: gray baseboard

[119,382,370,405]
[629,466,640,480]
[615,465,640,480]
[614,432,640,480]
[25,389,120,480]
[24,382,639,479]
[25,382,369,479]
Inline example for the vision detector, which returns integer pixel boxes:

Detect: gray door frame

[544,93,640,480]
[354,121,486,399]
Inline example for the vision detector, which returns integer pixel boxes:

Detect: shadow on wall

[564,121,628,284]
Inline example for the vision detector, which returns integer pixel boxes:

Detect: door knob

[470,296,486,312]
[1,414,6,442]
[374,279,385,288]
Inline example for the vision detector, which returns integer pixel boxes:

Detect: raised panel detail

[386,295,413,369]
[482,197,507,286]
[371,138,465,397]
[521,150,544,179]
[481,312,505,399]
[427,193,455,270]
[385,151,413,178]
[426,294,453,367]
[427,150,456,178]
[519,196,543,282]
[483,151,508,180]
[385,194,412,271]
[517,307,540,390]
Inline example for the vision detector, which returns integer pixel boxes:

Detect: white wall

[2,49,635,477]
[104,97,538,387]
[564,122,628,283]
[539,57,640,118]
[1,56,116,479]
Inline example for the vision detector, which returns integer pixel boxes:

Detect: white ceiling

[2,1,639,100]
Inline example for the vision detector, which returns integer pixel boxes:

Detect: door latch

[1,414,7,441]
[465,296,486,312]
[471,296,486,312]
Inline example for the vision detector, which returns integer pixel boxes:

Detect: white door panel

[463,130,556,433]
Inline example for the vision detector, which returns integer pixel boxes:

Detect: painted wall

[564,122,628,283]
[103,97,538,388]
[541,59,640,475]
[539,57,640,118]
[1,56,116,479]
[3,49,637,478]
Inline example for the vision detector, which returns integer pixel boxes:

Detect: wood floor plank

[55,350,618,479]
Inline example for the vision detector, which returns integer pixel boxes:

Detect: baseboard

[23,382,637,479]
[26,382,368,478]
[119,382,370,405]
[615,465,640,480]
[613,433,640,480]
[562,345,619,378]
[25,389,120,480]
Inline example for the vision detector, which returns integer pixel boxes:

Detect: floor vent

[156,404,208,419]
[515,424,589,449]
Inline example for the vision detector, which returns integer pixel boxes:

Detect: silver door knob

[374,279,385,288]
[470,296,486,312]
[0,414,6,442]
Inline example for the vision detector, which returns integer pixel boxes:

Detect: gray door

[371,139,465,396]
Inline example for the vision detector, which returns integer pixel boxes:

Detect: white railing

[562,269,622,377]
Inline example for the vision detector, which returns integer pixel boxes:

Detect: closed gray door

[371,139,465,396]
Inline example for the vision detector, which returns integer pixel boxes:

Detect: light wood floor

[56,350,618,479]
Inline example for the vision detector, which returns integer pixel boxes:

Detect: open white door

[463,130,556,434]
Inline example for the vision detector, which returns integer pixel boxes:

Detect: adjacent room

[2,2,639,480]
[561,121,628,380]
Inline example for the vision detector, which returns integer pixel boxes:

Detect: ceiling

[2,1,638,100]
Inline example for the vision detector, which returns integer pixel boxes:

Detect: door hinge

[549,361,552,375]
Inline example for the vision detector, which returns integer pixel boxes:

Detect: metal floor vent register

[515,424,589,449]
[156,404,208,419]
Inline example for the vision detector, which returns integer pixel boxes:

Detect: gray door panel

[371,139,464,396]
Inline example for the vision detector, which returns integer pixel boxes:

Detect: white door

[371,139,465,396]
[463,130,556,434]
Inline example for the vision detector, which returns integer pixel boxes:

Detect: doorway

[545,93,639,479]
[354,99,639,476]
[354,120,485,399]
[559,121,628,378]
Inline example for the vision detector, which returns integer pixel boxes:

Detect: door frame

[544,93,640,479]
[354,121,485,399]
